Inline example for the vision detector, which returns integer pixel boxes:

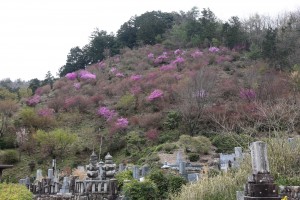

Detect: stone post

[118,163,124,172]
[179,161,187,180]
[48,169,54,180]
[132,165,140,180]
[244,141,281,200]
[141,164,149,177]
[250,141,269,174]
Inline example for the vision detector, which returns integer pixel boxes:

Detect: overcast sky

[0,0,299,81]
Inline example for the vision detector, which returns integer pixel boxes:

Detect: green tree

[134,11,174,45]
[28,78,41,94]
[222,16,247,49]
[58,46,88,77]
[34,128,77,158]
[262,27,277,61]
[117,17,138,48]
[0,99,18,137]
[85,29,120,63]
[43,71,54,89]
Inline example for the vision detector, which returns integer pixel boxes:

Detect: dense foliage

[0,183,33,200]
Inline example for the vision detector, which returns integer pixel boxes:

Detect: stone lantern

[102,153,116,180]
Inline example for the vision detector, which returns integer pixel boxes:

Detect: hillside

[1,43,298,174]
[1,42,300,200]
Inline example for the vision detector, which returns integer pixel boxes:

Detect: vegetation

[0,183,33,200]
[0,5,300,199]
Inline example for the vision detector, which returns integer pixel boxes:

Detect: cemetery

[2,139,293,199]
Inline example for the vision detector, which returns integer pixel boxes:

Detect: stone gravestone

[48,169,54,180]
[187,173,199,182]
[141,164,149,177]
[176,151,183,165]
[243,141,281,200]
[179,161,187,180]
[36,169,43,182]
[132,165,140,180]
[118,163,125,172]
[58,177,71,195]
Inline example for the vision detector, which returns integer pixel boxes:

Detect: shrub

[115,170,133,188]
[188,153,199,162]
[163,111,182,130]
[158,130,181,143]
[116,94,135,113]
[26,95,40,106]
[147,169,187,199]
[147,89,164,101]
[0,135,16,149]
[145,129,159,142]
[179,135,211,154]
[0,183,33,200]
[212,133,253,153]
[34,128,77,158]
[148,170,169,198]
[167,174,187,194]
[123,179,158,200]
[161,143,178,153]
[0,150,19,164]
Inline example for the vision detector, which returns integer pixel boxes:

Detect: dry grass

[170,157,251,200]
[171,136,300,200]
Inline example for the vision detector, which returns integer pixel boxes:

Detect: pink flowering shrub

[147,89,163,101]
[154,52,168,65]
[191,50,203,58]
[26,95,41,106]
[145,129,159,141]
[110,67,117,73]
[97,106,116,121]
[209,47,220,53]
[130,74,142,81]
[160,64,176,71]
[116,72,125,78]
[73,83,81,90]
[115,117,129,129]
[79,71,96,80]
[65,72,77,80]
[147,53,154,59]
[240,88,256,102]
[172,57,185,64]
[174,49,182,55]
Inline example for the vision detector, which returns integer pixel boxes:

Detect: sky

[0,0,299,81]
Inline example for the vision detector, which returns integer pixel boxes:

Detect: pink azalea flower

[191,50,203,58]
[130,74,142,81]
[116,72,125,78]
[147,89,163,101]
[110,67,117,73]
[209,47,220,53]
[65,72,77,80]
[160,64,176,71]
[115,117,129,128]
[97,106,116,121]
[73,83,81,89]
[147,53,154,59]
